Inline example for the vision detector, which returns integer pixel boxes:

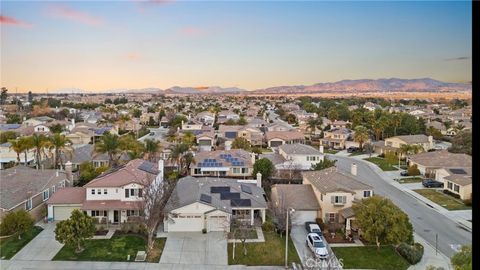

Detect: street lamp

[285,207,295,269]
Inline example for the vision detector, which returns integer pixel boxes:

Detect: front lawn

[397,177,423,184]
[413,189,471,211]
[0,226,43,259]
[53,234,166,262]
[364,157,398,171]
[332,246,410,270]
[349,151,367,156]
[228,232,300,266]
[324,149,339,154]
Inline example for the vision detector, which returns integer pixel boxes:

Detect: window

[233,168,240,174]
[138,189,143,197]
[242,168,248,174]
[104,189,108,195]
[448,182,453,189]
[363,191,372,197]
[320,194,323,201]
[125,189,130,198]
[328,213,336,222]
[52,185,56,194]
[97,189,101,194]
[194,168,201,174]
[127,210,139,216]
[454,184,460,193]
[131,189,135,196]
[92,189,96,195]
[91,210,107,217]
[25,198,32,210]
[42,189,49,201]
[331,195,346,205]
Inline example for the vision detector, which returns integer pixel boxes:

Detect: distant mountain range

[49,78,470,95]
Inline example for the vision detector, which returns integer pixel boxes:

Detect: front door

[114,210,119,223]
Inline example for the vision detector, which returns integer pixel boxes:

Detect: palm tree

[8,139,24,164]
[183,152,196,175]
[354,125,369,150]
[30,134,49,169]
[181,131,196,148]
[391,113,402,136]
[94,132,122,167]
[144,139,161,162]
[18,136,33,165]
[169,143,189,173]
[49,133,73,169]
[307,117,322,136]
[399,144,424,168]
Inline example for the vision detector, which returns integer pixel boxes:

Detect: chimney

[225,141,232,151]
[55,170,59,177]
[351,163,357,176]
[319,145,324,154]
[256,172,262,188]
[158,159,164,180]
[65,161,73,185]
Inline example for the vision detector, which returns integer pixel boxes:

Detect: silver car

[306,233,328,259]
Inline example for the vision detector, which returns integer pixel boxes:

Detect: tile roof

[408,150,471,168]
[390,134,430,144]
[47,187,86,205]
[444,175,471,186]
[265,131,304,141]
[271,184,320,210]
[302,167,372,194]
[279,143,322,155]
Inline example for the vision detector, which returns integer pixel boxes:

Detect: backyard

[413,189,471,211]
[228,231,300,266]
[364,157,398,171]
[332,245,410,270]
[53,234,166,262]
[0,226,43,260]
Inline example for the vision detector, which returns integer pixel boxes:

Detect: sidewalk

[408,233,452,270]
[357,157,472,232]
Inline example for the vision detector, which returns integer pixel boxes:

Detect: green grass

[413,189,471,211]
[332,246,410,270]
[324,149,339,154]
[397,177,423,184]
[364,157,398,171]
[349,151,367,156]
[0,226,43,260]
[228,229,258,240]
[228,232,301,266]
[53,234,166,262]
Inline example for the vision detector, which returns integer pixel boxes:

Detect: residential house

[190,149,254,178]
[374,135,434,155]
[407,150,472,177]
[435,168,472,200]
[195,111,216,126]
[47,159,163,223]
[163,175,267,232]
[217,111,240,124]
[320,127,354,149]
[139,112,159,125]
[196,131,216,152]
[265,131,305,148]
[0,142,35,169]
[261,144,324,175]
[1,164,72,221]
[270,184,320,225]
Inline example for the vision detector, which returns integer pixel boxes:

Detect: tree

[391,113,402,136]
[426,126,443,140]
[49,133,73,169]
[449,130,472,155]
[354,125,369,150]
[285,113,297,125]
[231,137,251,151]
[237,116,247,125]
[307,117,322,136]
[353,195,413,249]
[94,132,122,167]
[327,108,338,121]
[49,123,65,134]
[181,131,196,148]
[407,164,420,176]
[30,134,49,169]
[6,113,21,124]
[0,87,7,105]
[252,158,274,180]
[230,218,253,257]
[78,162,109,186]
[144,139,161,162]
[168,143,190,174]
[0,131,17,144]
[311,157,337,170]
[364,142,375,157]
[0,210,34,239]
[55,210,95,253]
[451,245,472,270]
[18,136,33,165]
[8,139,24,164]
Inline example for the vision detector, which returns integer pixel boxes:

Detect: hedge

[396,242,424,264]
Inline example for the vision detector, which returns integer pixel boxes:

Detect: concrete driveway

[160,232,228,266]
[290,226,311,264]
[11,222,64,261]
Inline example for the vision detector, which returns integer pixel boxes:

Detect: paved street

[10,223,63,261]
[329,155,472,258]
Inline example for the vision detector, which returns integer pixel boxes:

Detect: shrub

[261,220,275,232]
[202,228,207,234]
[396,242,424,264]
[463,199,472,206]
[0,210,34,237]
[316,218,326,230]
[407,164,421,176]
[443,189,461,199]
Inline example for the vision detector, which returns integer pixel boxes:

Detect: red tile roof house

[46,159,164,223]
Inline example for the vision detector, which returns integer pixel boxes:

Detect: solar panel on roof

[241,184,252,194]
[231,199,251,207]
[450,169,467,174]
[200,194,212,204]
[138,161,158,174]
[211,186,230,193]
[220,192,241,200]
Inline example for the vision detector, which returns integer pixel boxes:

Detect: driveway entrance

[159,232,227,265]
[11,222,64,261]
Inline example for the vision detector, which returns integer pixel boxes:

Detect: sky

[0,0,472,92]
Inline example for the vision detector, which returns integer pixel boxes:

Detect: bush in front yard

[261,220,275,232]
[0,210,34,237]
[407,165,421,176]
[316,218,326,230]
[396,242,424,264]
[443,190,461,199]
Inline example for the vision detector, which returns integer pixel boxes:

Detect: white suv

[306,233,328,259]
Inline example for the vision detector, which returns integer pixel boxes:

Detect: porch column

[261,209,266,223]
[250,209,254,226]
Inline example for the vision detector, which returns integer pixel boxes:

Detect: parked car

[400,171,409,176]
[306,233,329,259]
[422,179,444,188]
[347,146,359,153]
[305,222,323,237]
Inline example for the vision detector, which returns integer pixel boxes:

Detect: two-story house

[320,127,353,149]
[374,135,434,156]
[190,149,254,178]
[47,159,163,223]
[265,131,305,148]
[261,144,324,174]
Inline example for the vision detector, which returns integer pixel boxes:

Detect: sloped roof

[408,150,471,168]
[302,167,372,194]
[279,143,322,156]
[271,184,320,210]
[84,159,157,188]
[47,187,86,205]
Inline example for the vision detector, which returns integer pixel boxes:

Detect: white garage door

[292,211,317,225]
[208,216,229,232]
[168,215,204,232]
[53,206,80,220]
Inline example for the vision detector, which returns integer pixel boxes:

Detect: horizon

[1,1,472,93]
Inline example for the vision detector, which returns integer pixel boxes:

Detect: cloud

[178,26,206,38]
[126,53,141,61]
[47,5,102,26]
[445,56,470,61]
[0,15,32,27]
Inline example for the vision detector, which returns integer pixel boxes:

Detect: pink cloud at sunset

[126,53,141,61]
[0,15,32,27]
[47,5,103,26]
[178,26,206,38]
